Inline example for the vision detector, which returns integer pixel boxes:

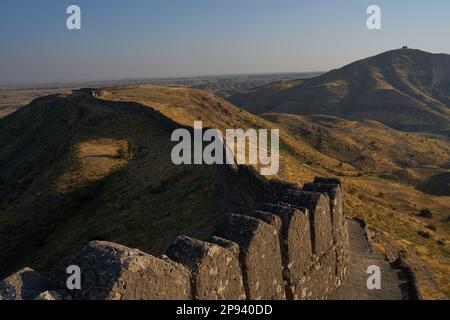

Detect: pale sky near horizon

[1,0,450,86]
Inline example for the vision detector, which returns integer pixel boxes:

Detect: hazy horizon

[1,0,450,86]
[0,71,325,89]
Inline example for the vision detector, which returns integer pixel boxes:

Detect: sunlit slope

[1,85,449,298]
[263,113,450,181]
[261,112,450,299]
[95,85,343,182]
[0,85,337,279]
[230,49,450,135]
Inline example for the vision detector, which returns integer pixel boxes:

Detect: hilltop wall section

[0,165,350,300]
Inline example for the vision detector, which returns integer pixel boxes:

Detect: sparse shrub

[425,224,437,231]
[437,239,446,246]
[116,140,140,160]
[399,249,408,259]
[116,148,126,159]
[127,140,140,160]
[417,230,431,239]
[419,209,433,218]
[116,147,126,159]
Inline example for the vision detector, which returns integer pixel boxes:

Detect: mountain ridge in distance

[230,48,450,135]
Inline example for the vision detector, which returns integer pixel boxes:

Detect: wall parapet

[0,166,350,300]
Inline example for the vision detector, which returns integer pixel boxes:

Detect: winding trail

[330,219,411,300]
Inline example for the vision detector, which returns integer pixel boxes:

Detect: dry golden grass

[342,176,450,299]
[256,111,450,299]
[1,84,449,299]
[96,86,450,298]
[54,139,129,194]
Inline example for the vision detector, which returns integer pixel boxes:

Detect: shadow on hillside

[0,91,233,279]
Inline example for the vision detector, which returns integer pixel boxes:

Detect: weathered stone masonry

[0,166,350,300]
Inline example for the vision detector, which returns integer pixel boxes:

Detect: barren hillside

[230,49,450,135]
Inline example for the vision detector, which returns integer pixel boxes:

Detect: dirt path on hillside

[330,219,412,300]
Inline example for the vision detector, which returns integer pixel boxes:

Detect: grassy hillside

[0,90,222,277]
[0,85,332,278]
[0,85,449,299]
[263,113,450,180]
[261,112,450,299]
[230,49,450,135]
[85,86,450,299]
[94,85,343,181]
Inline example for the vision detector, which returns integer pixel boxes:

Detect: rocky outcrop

[0,167,351,300]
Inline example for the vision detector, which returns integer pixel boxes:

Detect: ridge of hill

[0,86,331,279]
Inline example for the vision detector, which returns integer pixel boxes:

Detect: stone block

[215,214,285,300]
[166,235,245,300]
[260,203,313,299]
[0,267,53,300]
[281,190,333,257]
[67,241,192,300]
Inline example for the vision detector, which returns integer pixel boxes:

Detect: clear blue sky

[1,0,449,86]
